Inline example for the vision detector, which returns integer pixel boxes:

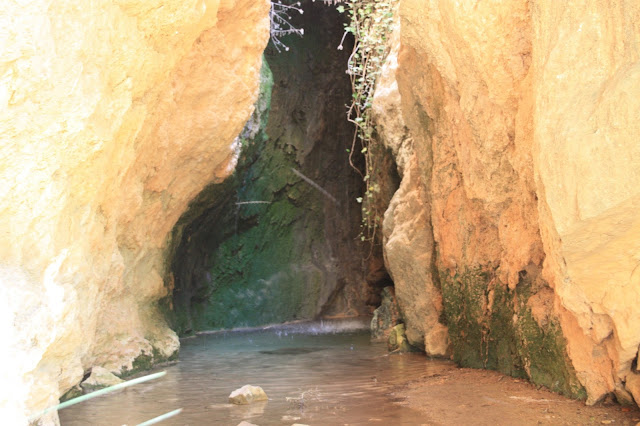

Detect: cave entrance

[166,1,389,335]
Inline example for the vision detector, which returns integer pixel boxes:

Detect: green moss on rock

[515,308,587,398]
[388,323,420,353]
[440,266,586,399]
[119,346,178,378]
[60,385,83,403]
[440,268,490,369]
[170,53,331,332]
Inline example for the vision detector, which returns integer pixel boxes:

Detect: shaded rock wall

[375,0,640,404]
[0,0,269,421]
[169,1,370,333]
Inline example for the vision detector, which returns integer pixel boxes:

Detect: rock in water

[80,366,123,392]
[229,385,268,405]
[388,324,419,353]
[371,286,402,340]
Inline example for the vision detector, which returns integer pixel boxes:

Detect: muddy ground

[392,363,640,426]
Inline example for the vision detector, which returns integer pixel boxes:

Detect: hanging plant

[269,1,305,52]
[338,0,397,245]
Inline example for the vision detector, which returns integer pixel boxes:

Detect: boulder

[370,287,402,340]
[614,383,636,406]
[388,324,420,353]
[229,385,268,405]
[80,366,123,393]
[626,372,640,406]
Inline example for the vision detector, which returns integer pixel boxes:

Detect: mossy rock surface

[60,385,83,403]
[440,266,586,399]
[119,346,178,378]
[388,323,421,353]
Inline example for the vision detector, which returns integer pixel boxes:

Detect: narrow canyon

[0,0,639,424]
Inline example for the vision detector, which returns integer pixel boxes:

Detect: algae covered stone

[80,366,124,392]
[229,385,269,405]
[388,324,419,353]
[371,286,402,340]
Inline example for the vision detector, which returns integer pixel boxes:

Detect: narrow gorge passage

[3,0,640,424]
[54,2,640,424]
[87,1,639,424]
[166,1,384,336]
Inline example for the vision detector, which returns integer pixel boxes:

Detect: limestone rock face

[387,0,640,406]
[382,153,449,355]
[372,23,449,356]
[531,2,640,404]
[0,0,269,422]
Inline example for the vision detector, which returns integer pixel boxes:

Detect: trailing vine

[337,0,397,244]
[268,0,397,246]
[270,1,305,52]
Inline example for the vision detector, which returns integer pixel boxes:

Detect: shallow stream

[59,319,448,425]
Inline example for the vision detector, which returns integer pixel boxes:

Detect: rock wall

[531,1,640,404]
[0,0,269,422]
[377,0,640,405]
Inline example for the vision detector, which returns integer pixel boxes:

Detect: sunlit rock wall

[0,0,269,422]
[372,24,449,356]
[383,0,640,405]
[531,1,640,405]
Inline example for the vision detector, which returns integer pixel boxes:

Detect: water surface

[60,319,451,425]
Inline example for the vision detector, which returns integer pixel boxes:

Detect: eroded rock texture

[0,0,269,421]
[374,0,640,405]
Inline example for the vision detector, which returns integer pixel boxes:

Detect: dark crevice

[363,142,400,308]
[165,1,379,334]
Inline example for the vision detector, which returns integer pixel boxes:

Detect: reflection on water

[60,319,452,425]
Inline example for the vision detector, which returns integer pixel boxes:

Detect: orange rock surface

[0,0,269,422]
[385,0,640,406]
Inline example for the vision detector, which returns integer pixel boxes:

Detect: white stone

[229,385,269,405]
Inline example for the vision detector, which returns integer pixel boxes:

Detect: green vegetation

[169,17,353,333]
[190,193,325,330]
[339,0,397,244]
[440,267,586,399]
[120,347,178,378]
[60,386,83,403]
